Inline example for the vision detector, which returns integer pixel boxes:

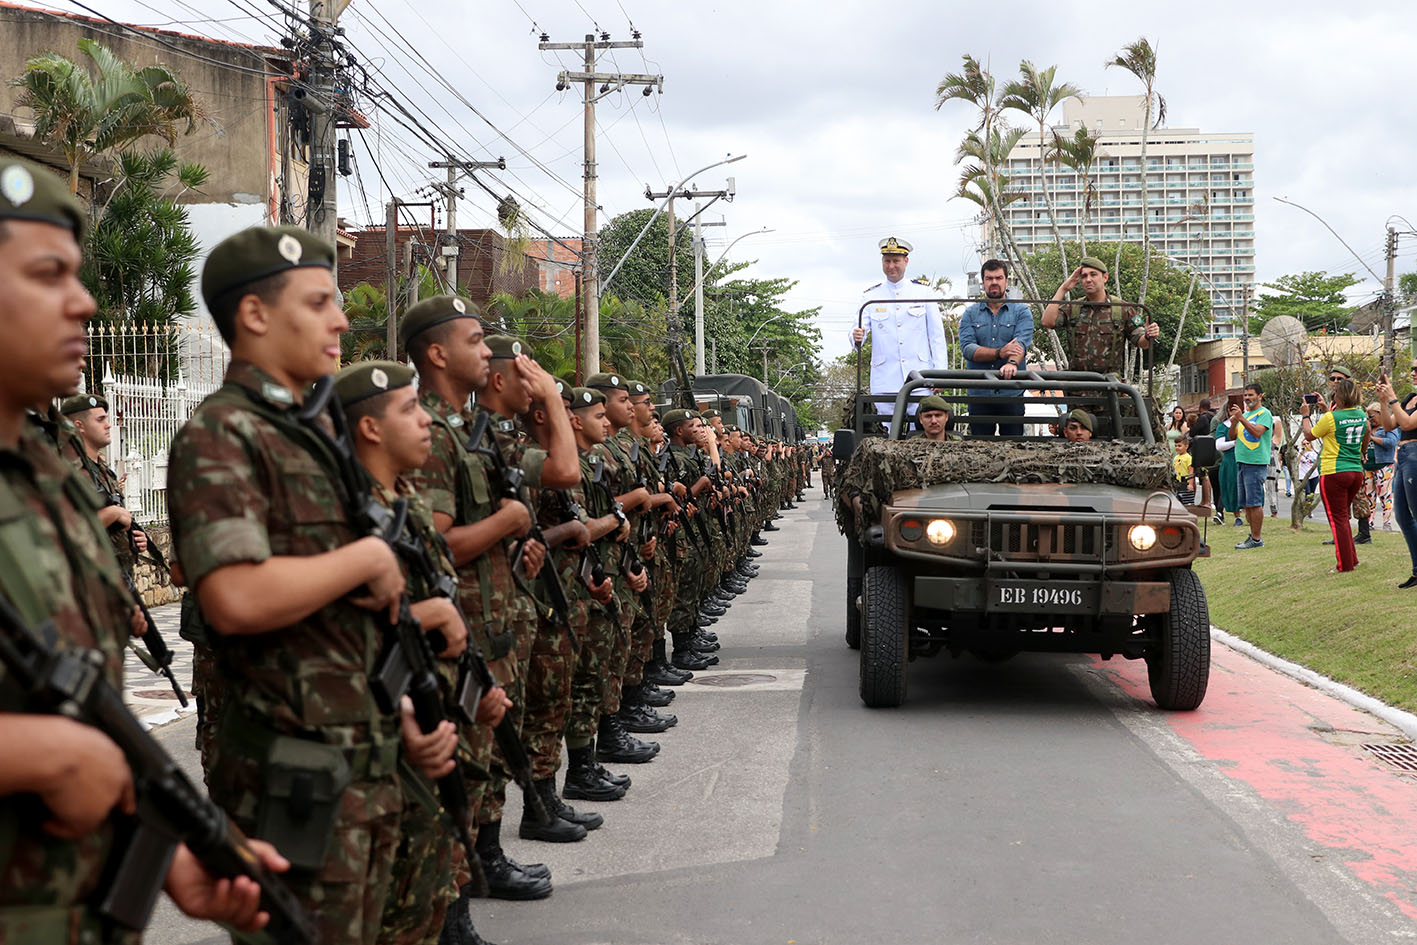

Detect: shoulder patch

[448,414,464,428]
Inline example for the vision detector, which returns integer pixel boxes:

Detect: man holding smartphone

[1226,382,1275,549]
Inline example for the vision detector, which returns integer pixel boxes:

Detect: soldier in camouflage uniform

[1042,256,1161,438]
[517,378,616,828]
[660,410,727,670]
[596,376,677,735]
[398,300,578,910]
[168,226,463,945]
[56,394,149,573]
[331,360,501,945]
[0,158,283,944]
[562,387,648,794]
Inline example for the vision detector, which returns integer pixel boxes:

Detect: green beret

[1066,408,1094,432]
[627,379,650,397]
[485,335,529,360]
[687,410,702,420]
[334,360,415,407]
[201,225,334,311]
[0,157,85,239]
[570,386,605,409]
[585,372,626,391]
[1078,255,1108,274]
[661,408,692,429]
[553,377,574,403]
[918,395,951,415]
[399,295,480,349]
[1329,364,1353,379]
[700,408,721,420]
[60,393,106,415]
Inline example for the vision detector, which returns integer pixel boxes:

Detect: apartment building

[995,95,1255,338]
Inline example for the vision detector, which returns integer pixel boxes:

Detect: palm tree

[11,39,208,194]
[1000,61,1083,272]
[1046,123,1104,258]
[1106,38,1166,305]
[936,56,1007,257]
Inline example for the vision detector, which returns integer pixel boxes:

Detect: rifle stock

[0,594,316,943]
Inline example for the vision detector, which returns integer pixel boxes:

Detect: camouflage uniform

[589,434,639,715]
[524,485,589,779]
[615,428,661,689]
[664,442,709,641]
[375,480,460,945]
[1053,296,1146,376]
[167,361,403,945]
[0,420,139,945]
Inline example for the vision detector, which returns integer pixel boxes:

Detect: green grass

[1194,518,1417,714]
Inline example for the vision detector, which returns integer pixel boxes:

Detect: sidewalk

[124,601,197,730]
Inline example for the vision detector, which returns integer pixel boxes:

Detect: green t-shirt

[1311,407,1367,474]
[1230,406,1273,465]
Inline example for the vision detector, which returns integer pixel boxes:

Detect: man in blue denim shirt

[959,259,1034,436]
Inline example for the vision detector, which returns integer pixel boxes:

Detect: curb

[1211,625,1417,741]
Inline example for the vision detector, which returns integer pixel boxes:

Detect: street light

[744,312,785,349]
[772,361,810,387]
[690,227,774,375]
[599,153,747,294]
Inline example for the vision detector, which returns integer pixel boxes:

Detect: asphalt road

[135,495,1417,945]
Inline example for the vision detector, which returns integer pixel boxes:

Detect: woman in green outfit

[1302,378,1370,572]
[1217,414,1240,525]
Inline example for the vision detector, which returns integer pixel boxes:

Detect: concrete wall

[0,3,286,206]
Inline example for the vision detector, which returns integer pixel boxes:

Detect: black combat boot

[438,891,497,945]
[701,601,728,616]
[593,751,631,789]
[696,629,719,644]
[617,700,676,733]
[596,714,659,763]
[695,614,717,629]
[762,521,780,532]
[536,776,603,830]
[1356,517,1372,544]
[475,821,553,900]
[518,779,587,843]
[645,640,691,685]
[563,743,627,801]
[745,546,763,557]
[690,631,720,653]
[640,681,675,705]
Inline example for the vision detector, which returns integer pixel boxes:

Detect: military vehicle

[833,367,1213,711]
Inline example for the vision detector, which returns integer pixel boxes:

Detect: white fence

[83,321,228,527]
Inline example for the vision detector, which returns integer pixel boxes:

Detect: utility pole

[429,157,505,295]
[1384,225,1399,377]
[1240,285,1251,382]
[539,31,662,377]
[645,183,734,374]
[755,345,770,382]
[306,0,341,272]
[385,200,397,356]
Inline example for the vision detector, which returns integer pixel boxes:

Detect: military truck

[833,368,1213,711]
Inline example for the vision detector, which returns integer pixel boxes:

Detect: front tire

[1146,568,1211,710]
[859,565,909,707]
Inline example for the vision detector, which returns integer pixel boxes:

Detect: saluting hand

[1061,266,1083,292]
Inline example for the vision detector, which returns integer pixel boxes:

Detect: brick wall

[339,227,541,308]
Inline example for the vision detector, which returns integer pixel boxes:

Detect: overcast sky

[87,0,1417,362]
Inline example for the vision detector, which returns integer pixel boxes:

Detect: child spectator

[1173,436,1195,504]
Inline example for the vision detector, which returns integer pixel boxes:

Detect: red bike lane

[1096,642,1417,922]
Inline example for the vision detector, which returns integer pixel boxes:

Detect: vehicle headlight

[1128,524,1157,551]
[899,518,923,542]
[925,519,956,545]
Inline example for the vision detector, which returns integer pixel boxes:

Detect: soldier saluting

[1041,255,1159,376]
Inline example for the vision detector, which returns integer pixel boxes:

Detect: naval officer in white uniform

[849,237,949,411]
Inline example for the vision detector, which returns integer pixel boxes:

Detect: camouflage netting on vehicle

[834,437,1174,540]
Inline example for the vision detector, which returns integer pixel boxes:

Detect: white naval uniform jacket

[850,277,949,396]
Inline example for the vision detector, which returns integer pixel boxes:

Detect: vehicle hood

[888,482,1187,517]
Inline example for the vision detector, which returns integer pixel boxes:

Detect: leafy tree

[342,266,448,363]
[1046,123,1104,258]
[1022,240,1213,365]
[1398,271,1417,302]
[1105,38,1165,301]
[1000,61,1083,272]
[80,149,206,383]
[10,38,207,194]
[1250,271,1360,334]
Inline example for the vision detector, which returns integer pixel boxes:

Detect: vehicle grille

[971,520,1103,561]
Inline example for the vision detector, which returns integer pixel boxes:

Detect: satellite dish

[1259,315,1307,368]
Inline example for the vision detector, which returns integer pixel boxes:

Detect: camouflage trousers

[568,607,617,742]
[523,604,584,779]
[600,582,636,715]
[476,619,535,827]
[205,740,403,945]
[376,782,454,945]
[190,642,219,771]
[669,550,705,638]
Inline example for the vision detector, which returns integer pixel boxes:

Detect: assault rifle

[581,458,622,624]
[78,455,187,706]
[0,591,315,943]
[463,412,577,651]
[296,379,548,872]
